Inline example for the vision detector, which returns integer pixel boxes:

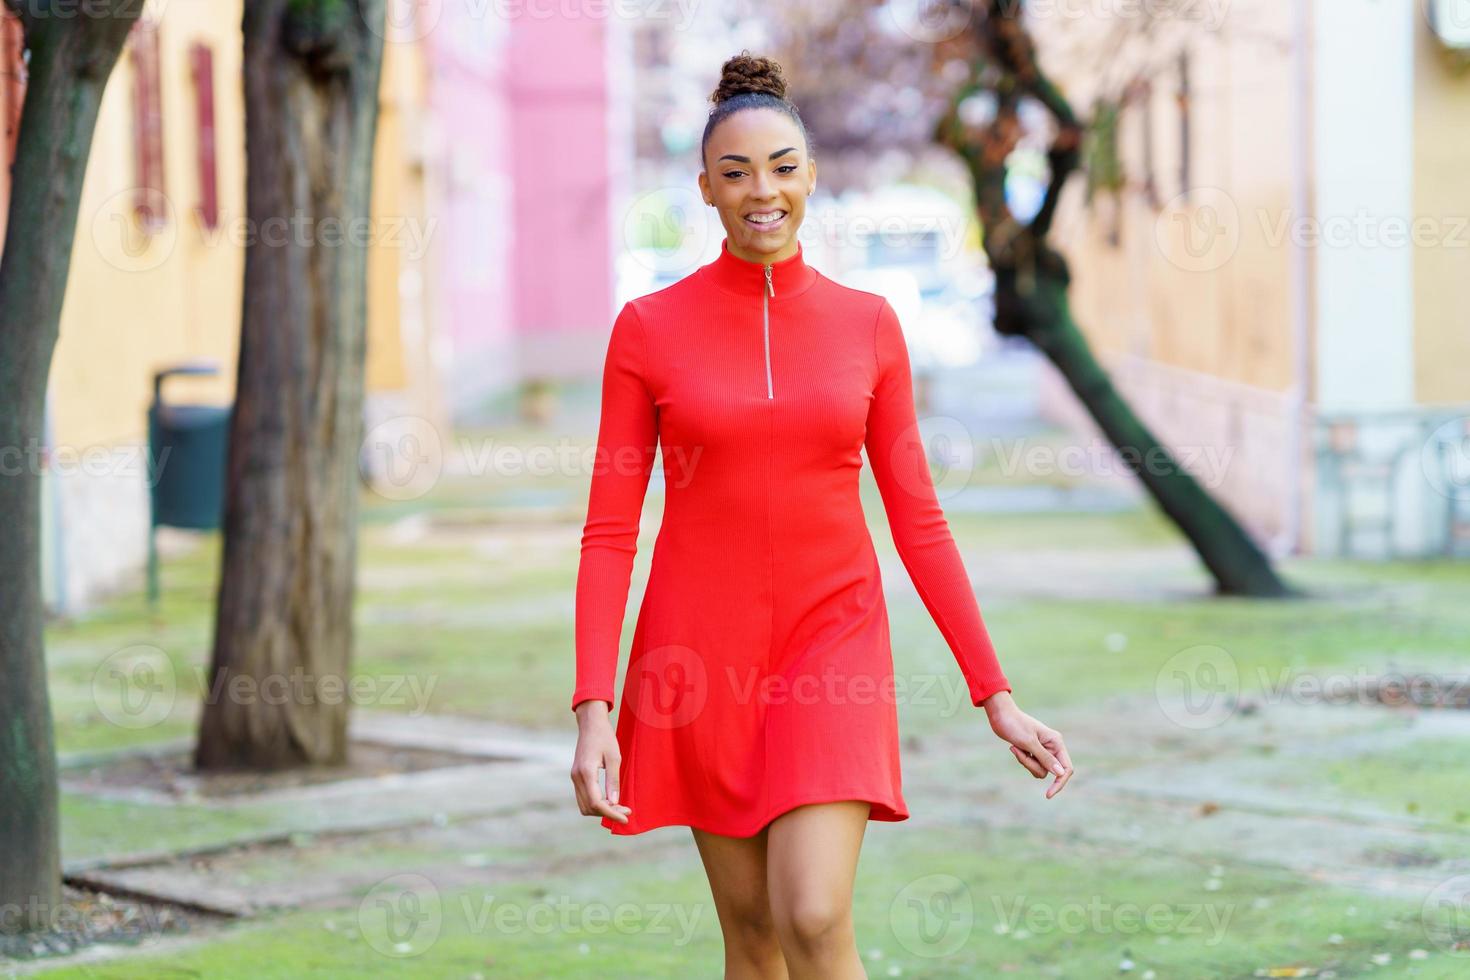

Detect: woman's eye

[722,164,797,179]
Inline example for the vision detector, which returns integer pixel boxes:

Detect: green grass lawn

[1319,733,1470,827]
[29,448,1470,977]
[34,821,1458,979]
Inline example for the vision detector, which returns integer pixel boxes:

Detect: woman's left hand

[981,692,1073,799]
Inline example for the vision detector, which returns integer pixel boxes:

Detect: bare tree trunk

[1014,271,1294,597]
[195,0,386,770]
[0,0,144,930]
[939,0,1295,597]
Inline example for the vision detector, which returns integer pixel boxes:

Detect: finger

[1038,729,1073,779]
[1010,744,1047,778]
[588,762,630,824]
[1027,737,1065,778]
[594,797,632,823]
[605,753,621,807]
[1048,735,1073,777]
[571,764,597,815]
[1045,765,1073,799]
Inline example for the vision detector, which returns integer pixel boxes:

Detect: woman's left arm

[863,298,1072,797]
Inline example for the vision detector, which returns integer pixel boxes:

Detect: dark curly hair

[701,50,812,170]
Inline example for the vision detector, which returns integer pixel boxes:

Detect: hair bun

[711,50,788,105]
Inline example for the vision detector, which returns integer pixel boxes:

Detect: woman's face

[699,107,816,264]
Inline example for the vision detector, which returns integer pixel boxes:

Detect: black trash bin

[147,362,232,604]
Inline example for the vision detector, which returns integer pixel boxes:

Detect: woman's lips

[744,210,787,233]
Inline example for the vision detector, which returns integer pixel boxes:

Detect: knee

[724,899,780,946]
[775,897,851,955]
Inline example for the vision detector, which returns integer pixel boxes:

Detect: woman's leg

[691,824,790,980]
[765,801,870,980]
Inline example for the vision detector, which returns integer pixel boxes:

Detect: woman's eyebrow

[717,147,798,163]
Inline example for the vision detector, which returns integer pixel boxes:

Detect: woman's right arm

[571,300,658,714]
[570,301,656,824]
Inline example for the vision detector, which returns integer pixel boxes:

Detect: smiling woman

[569,49,1072,979]
[697,51,815,262]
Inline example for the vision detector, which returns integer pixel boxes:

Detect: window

[1,11,22,169]
[1176,49,1192,203]
[130,17,166,233]
[189,42,218,230]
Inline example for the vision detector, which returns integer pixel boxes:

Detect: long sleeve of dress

[572,301,657,713]
[863,298,1012,708]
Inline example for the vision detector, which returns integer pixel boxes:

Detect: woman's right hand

[571,700,632,824]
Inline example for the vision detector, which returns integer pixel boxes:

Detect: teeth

[747,211,785,224]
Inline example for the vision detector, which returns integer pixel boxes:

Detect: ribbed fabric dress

[573,237,1011,837]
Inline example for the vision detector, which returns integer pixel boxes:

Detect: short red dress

[572,237,1011,837]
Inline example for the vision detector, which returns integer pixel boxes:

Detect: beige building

[1038,0,1470,558]
[0,0,439,611]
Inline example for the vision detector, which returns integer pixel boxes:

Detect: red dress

[573,238,1011,837]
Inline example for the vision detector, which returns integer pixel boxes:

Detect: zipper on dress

[762,264,774,399]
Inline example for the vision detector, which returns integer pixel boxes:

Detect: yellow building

[1039,0,1470,558]
[3,0,438,611]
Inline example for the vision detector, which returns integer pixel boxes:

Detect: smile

[743,209,787,232]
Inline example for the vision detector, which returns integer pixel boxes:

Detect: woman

[571,51,1072,978]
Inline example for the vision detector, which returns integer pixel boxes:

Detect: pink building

[421,3,630,422]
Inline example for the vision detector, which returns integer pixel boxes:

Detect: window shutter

[189,42,218,230]
[130,17,166,233]
[1,11,24,169]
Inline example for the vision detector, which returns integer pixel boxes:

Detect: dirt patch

[62,739,508,800]
[0,883,220,964]
[1358,673,1470,710]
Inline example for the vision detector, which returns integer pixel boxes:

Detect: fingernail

[1052,764,1065,776]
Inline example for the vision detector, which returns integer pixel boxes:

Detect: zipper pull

[764,264,774,297]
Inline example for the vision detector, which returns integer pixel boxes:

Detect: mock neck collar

[701,237,819,298]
